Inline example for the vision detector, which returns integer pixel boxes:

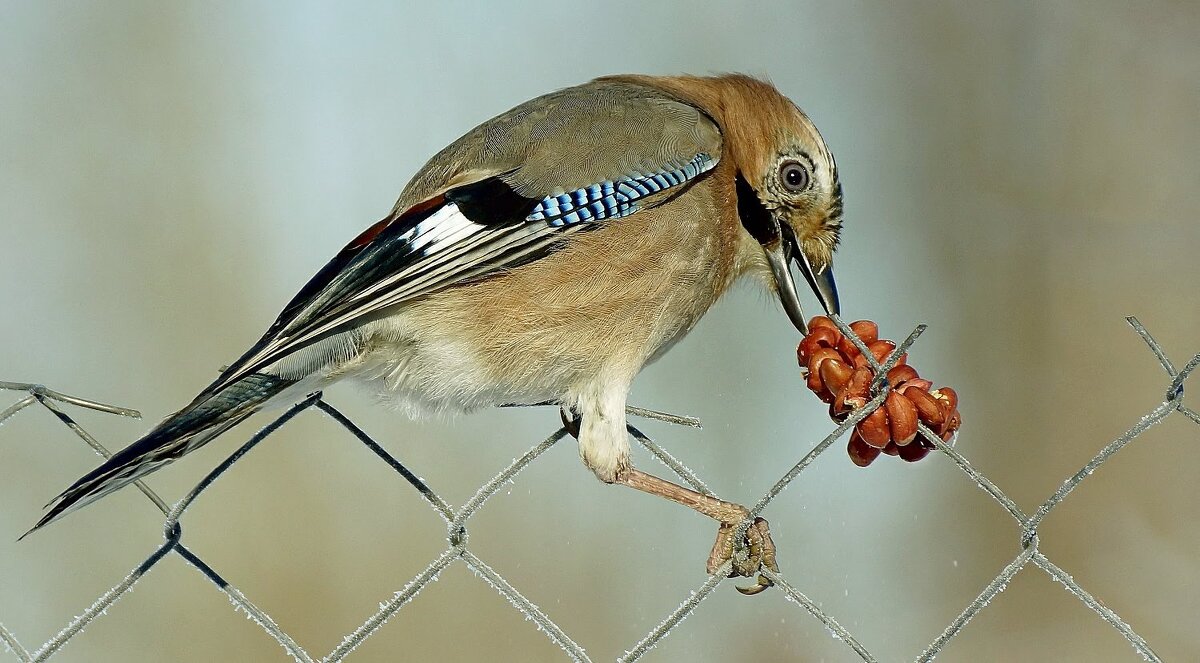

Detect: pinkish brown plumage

[29,74,845,589]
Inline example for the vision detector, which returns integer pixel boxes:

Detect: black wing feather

[209,177,545,394]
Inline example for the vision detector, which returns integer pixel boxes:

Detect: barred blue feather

[526,153,716,227]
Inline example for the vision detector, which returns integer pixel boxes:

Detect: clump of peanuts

[798,316,961,467]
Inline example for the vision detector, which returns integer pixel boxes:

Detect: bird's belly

[346,285,705,418]
[341,199,740,417]
[342,314,565,417]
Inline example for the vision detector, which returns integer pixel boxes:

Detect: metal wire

[1,315,1193,661]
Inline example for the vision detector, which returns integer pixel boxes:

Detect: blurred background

[2,1,1197,660]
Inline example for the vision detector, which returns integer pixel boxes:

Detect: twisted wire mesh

[1,315,1194,661]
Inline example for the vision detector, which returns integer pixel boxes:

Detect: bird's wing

[210,79,723,393]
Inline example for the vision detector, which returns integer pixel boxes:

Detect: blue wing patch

[525,152,717,227]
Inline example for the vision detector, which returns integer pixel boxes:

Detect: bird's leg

[613,467,778,595]
[560,404,776,594]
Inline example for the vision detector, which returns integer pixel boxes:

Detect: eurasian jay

[29,74,843,589]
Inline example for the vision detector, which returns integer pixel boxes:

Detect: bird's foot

[707,511,778,596]
[559,405,582,439]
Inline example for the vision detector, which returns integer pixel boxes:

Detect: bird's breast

[348,174,747,414]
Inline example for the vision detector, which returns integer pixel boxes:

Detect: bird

[27,73,843,591]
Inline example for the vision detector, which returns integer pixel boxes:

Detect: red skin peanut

[800,316,962,467]
[848,320,879,345]
[886,391,919,446]
[900,385,946,428]
[798,326,841,363]
[886,365,920,387]
[857,407,892,448]
[847,430,882,467]
[818,358,854,398]
[832,367,873,420]
[898,441,932,462]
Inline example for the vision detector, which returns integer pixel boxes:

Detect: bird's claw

[707,515,778,595]
[560,406,581,439]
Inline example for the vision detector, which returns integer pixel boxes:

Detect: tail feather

[23,373,292,537]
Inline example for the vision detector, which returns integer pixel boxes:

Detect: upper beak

[761,224,840,335]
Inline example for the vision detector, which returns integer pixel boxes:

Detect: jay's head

[672,74,843,333]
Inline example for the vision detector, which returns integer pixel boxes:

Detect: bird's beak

[735,173,840,335]
[762,223,840,335]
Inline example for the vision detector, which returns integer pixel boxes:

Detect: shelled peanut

[798,316,962,467]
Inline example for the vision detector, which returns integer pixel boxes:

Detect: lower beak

[761,231,840,335]
[796,248,840,319]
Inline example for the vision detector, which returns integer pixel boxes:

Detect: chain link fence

[1,316,1195,662]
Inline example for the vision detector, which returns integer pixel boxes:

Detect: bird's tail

[23,373,294,536]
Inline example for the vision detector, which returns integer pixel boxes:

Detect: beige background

[2,1,1198,661]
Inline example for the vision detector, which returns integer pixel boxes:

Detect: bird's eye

[779,161,810,194]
